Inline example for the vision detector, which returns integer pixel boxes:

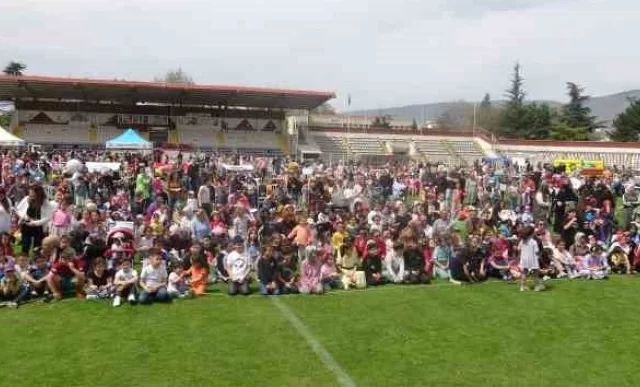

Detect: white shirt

[115,268,138,284]
[225,250,251,281]
[198,185,211,205]
[367,210,381,226]
[384,250,405,282]
[0,204,11,234]
[140,265,168,288]
[168,272,186,293]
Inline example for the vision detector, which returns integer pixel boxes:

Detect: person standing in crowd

[135,166,151,207]
[0,188,11,234]
[198,175,213,216]
[288,217,313,263]
[518,226,543,292]
[167,172,183,211]
[16,185,55,255]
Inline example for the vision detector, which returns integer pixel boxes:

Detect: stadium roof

[0,74,335,110]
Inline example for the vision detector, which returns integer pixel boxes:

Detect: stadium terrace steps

[97,126,121,143]
[312,133,349,161]
[344,136,385,155]
[473,140,487,157]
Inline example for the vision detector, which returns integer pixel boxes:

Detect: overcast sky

[1,0,639,110]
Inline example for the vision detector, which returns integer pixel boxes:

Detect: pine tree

[480,93,491,110]
[610,98,640,142]
[561,82,597,133]
[499,63,528,137]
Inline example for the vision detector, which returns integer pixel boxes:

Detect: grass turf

[1,278,638,387]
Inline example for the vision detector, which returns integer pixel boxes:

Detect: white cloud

[0,0,639,109]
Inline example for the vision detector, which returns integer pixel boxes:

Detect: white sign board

[86,162,121,173]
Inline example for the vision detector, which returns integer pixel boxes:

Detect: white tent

[0,126,25,146]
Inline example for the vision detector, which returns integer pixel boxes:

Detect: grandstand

[304,122,640,169]
[3,75,640,167]
[0,74,335,153]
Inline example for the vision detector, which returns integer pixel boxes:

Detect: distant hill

[349,90,640,127]
[586,90,640,125]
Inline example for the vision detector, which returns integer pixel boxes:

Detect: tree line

[467,63,640,142]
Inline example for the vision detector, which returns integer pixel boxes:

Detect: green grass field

[1,278,639,387]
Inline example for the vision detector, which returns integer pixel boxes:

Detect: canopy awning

[105,128,153,150]
[0,125,25,146]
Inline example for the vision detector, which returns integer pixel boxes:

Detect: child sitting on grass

[0,264,29,308]
[299,246,323,294]
[85,257,113,300]
[577,244,610,280]
[0,255,14,281]
[139,251,170,304]
[257,246,279,295]
[113,259,138,307]
[276,249,298,294]
[608,246,632,274]
[224,237,251,296]
[320,254,341,291]
[168,262,191,299]
[47,244,85,300]
[21,254,51,300]
[186,255,208,296]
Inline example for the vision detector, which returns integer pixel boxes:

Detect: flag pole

[473,102,477,137]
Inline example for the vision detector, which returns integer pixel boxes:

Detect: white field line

[271,297,357,387]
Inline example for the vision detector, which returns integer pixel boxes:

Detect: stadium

[3,74,640,169]
[2,73,640,387]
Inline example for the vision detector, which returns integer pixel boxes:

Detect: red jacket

[354,235,368,257]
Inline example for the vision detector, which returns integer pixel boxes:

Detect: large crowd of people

[0,148,639,309]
